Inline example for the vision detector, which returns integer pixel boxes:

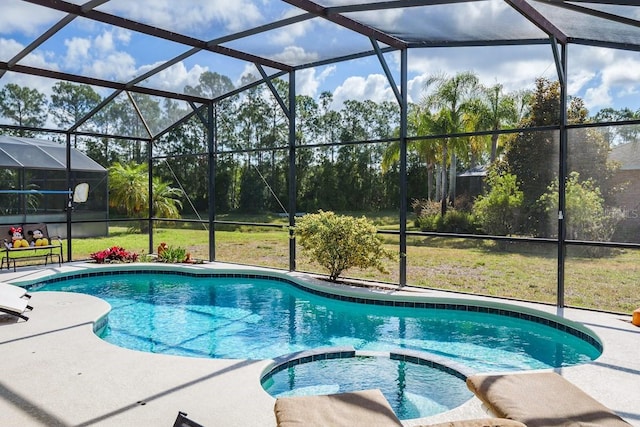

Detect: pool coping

[0,262,638,426]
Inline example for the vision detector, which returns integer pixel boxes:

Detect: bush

[293,210,396,281]
[473,170,523,236]
[90,246,138,263]
[417,209,478,233]
[538,171,623,256]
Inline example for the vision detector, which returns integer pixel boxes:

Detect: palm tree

[151,177,183,219]
[421,71,482,214]
[108,162,182,232]
[108,162,148,218]
[381,104,441,202]
[471,84,520,164]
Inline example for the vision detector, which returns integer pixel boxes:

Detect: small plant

[293,210,396,282]
[90,246,139,263]
[137,252,154,263]
[157,245,188,263]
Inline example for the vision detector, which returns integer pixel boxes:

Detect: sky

[1,0,640,125]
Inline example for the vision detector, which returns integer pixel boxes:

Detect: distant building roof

[0,135,105,172]
[610,142,640,171]
[458,165,487,178]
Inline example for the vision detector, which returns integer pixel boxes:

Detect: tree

[108,162,148,219]
[505,77,617,236]
[473,83,519,163]
[539,172,622,255]
[421,71,482,215]
[294,210,396,281]
[50,82,102,129]
[185,71,235,99]
[108,162,182,232]
[0,83,47,136]
[150,176,183,219]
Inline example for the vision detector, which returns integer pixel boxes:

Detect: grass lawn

[19,223,637,315]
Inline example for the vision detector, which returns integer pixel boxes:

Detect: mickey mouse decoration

[29,228,49,246]
[9,226,29,248]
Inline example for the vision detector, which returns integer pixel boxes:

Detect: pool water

[262,355,473,420]
[36,273,601,372]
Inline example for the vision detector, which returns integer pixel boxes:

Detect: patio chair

[274,389,403,427]
[172,411,204,427]
[466,371,631,427]
[0,282,31,299]
[0,293,32,321]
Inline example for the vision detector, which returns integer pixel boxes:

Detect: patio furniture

[172,411,204,427]
[1,223,63,271]
[0,282,31,299]
[466,371,631,427]
[274,388,527,427]
[418,420,526,427]
[274,389,403,427]
[0,292,32,321]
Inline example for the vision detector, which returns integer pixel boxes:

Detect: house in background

[0,135,108,238]
[608,142,640,242]
[456,165,487,203]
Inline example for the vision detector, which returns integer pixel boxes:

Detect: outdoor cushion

[274,388,403,427]
[466,372,631,427]
[419,419,527,427]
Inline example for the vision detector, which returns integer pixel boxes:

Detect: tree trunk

[490,132,499,163]
[449,153,457,206]
[427,162,434,201]
[441,142,448,216]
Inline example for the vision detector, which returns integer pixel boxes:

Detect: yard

[57,224,639,315]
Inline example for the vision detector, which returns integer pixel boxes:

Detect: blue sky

[1,0,639,119]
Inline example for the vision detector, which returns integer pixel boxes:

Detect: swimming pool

[261,351,473,420]
[33,269,601,373]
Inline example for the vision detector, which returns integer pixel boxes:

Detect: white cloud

[601,57,640,91]
[100,0,263,34]
[64,37,91,67]
[268,16,312,46]
[0,1,61,36]
[568,69,596,97]
[140,62,208,93]
[583,85,612,111]
[331,74,396,110]
[83,52,137,81]
[271,46,319,65]
[94,32,115,53]
[297,66,336,98]
[0,37,56,70]
[57,29,138,81]
[0,38,26,60]
[568,46,640,111]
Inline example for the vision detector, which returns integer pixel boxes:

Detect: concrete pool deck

[0,262,638,427]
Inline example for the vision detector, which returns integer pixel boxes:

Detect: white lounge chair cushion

[0,282,29,298]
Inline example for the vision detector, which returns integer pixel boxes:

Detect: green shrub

[157,245,187,263]
[293,210,397,281]
[473,170,523,236]
[538,172,623,256]
[417,209,478,233]
[439,210,478,233]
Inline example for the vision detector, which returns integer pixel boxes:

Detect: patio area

[0,262,639,427]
